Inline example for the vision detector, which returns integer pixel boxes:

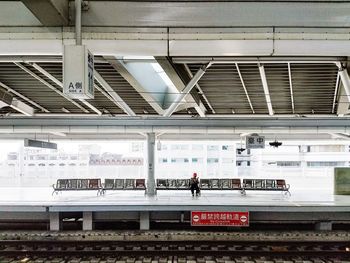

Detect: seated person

[190,172,200,197]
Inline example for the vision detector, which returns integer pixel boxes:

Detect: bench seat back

[103,178,146,190]
[156,179,190,189]
[55,179,101,190]
[242,179,287,190]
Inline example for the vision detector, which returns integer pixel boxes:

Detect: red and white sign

[191,211,249,226]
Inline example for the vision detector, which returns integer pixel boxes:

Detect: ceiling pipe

[75,0,82,45]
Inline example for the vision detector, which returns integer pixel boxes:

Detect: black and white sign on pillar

[246,134,265,149]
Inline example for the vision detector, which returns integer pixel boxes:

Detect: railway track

[0,240,349,261]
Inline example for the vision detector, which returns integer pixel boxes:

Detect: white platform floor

[0,187,349,209]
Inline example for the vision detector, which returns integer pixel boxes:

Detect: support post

[315,221,333,231]
[146,133,156,196]
[82,211,93,230]
[140,211,150,230]
[49,212,61,231]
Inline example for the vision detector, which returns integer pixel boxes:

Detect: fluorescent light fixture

[50,132,66,137]
[123,56,154,61]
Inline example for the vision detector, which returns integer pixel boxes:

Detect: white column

[82,211,93,231]
[140,211,150,230]
[315,221,332,231]
[146,133,156,196]
[49,212,61,231]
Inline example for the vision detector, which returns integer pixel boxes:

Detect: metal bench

[155,178,243,194]
[52,179,103,195]
[200,178,244,194]
[101,178,146,194]
[242,179,290,195]
[155,179,191,194]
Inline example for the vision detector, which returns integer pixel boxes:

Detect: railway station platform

[0,187,349,231]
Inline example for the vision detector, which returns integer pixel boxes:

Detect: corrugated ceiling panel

[188,64,252,114]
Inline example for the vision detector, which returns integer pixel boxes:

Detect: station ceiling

[0,0,349,139]
[0,58,344,117]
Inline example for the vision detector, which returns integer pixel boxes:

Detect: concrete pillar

[140,211,150,230]
[83,211,93,231]
[49,212,61,231]
[146,133,156,196]
[315,221,333,231]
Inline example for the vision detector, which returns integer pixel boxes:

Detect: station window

[171,158,190,163]
[207,145,219,151]
[159,158,167,163]
[222,145,234,151]
[180,145,189,150]
[207,158,219,164]
[192,144,204,151]
[307,161,345,167]
[192,158,203,163]
[236,161,242,166]
[171,145,187,150]
[276,161,301,167]
[222,158,235,164]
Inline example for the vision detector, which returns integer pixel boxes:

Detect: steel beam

[287,63,295,114]
[156,58,206,117]
[235,63,255,114]
[0,81,49,113]
[30,63,102,115]
[332,72,340,114]
[104,57,164,115]
[20,0,68,26]
[336,64,350,115]
[94,70,136,116]
[337,68,350,103]
[258,64,274,116]
[173,57,344,64]
[10,99,35,116]
[2,26,350,57]
[163,64,210,117]
[0,117,348,129]
[76,1,350,28]
[183,64,215,114]
[337,87,349,116]
[14,62,90,113]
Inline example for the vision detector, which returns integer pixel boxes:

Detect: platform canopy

[0,0,349,139]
